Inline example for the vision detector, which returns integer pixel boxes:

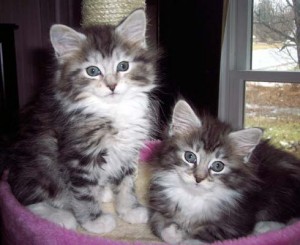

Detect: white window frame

[219,0,300,129]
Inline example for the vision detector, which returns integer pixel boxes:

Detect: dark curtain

[157,0,224,122]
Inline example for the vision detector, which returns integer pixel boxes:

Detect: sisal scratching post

[81,0,146,27]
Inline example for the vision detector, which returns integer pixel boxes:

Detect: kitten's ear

[50,24,86,58]
[228,128,263,158]
[116,9,146,47]
[169,100,202,136]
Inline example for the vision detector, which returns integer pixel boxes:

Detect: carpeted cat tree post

[81,0,145,27]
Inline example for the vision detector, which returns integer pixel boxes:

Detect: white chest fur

[156,171,241,226]
[79,93,151,179]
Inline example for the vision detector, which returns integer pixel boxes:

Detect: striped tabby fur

[7,9,159,233]
[148,100,300,244]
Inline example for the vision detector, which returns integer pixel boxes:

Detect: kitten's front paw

[81,214,116,234]
[120,206,148,224]
[101,187,114,203]
[253,221,285,234]
[161,224,183,244]
[181,239,207,245]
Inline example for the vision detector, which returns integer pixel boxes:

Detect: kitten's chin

[102,92,122,103]
[182,183,208,196]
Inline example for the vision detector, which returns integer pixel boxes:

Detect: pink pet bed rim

[1,141,300,245]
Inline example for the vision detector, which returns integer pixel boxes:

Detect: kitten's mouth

[105,92,122,100]
[107,92,118,97]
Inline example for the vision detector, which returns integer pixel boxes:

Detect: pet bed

[1,141,300,245]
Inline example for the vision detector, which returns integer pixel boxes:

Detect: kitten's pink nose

[107,83,117,92]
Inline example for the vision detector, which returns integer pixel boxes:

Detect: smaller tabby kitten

[6,9,158,234]
[148,100,300,244]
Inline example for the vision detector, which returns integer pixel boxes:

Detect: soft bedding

[1,141,300,245]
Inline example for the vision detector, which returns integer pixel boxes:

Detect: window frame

[218,0,300,129]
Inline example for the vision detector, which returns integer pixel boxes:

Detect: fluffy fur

[6,9,159,234]
[148,100,300,244]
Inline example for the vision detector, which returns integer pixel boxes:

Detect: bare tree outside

[253,0,300,69]
[244,0,300,158]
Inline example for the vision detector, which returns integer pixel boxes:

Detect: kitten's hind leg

[80,213,116,234]
[114,175,148,224]
[27,202,77,230]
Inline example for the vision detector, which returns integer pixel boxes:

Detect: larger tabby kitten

[148,100,300,244]
[6,9,158,233]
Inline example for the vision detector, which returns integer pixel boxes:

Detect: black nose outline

[195,176,203,183]
[193,166,206,183]
[107,83,117,92]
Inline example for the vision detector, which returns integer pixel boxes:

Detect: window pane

[244,81,300,158]
[252,0,299,71]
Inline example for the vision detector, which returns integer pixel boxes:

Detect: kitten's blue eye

[210,161,224,172]
[117,61,129,72]
[86,66,101,76]
[184,151,197,164]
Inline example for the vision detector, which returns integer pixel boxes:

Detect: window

[219,0,300,157]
